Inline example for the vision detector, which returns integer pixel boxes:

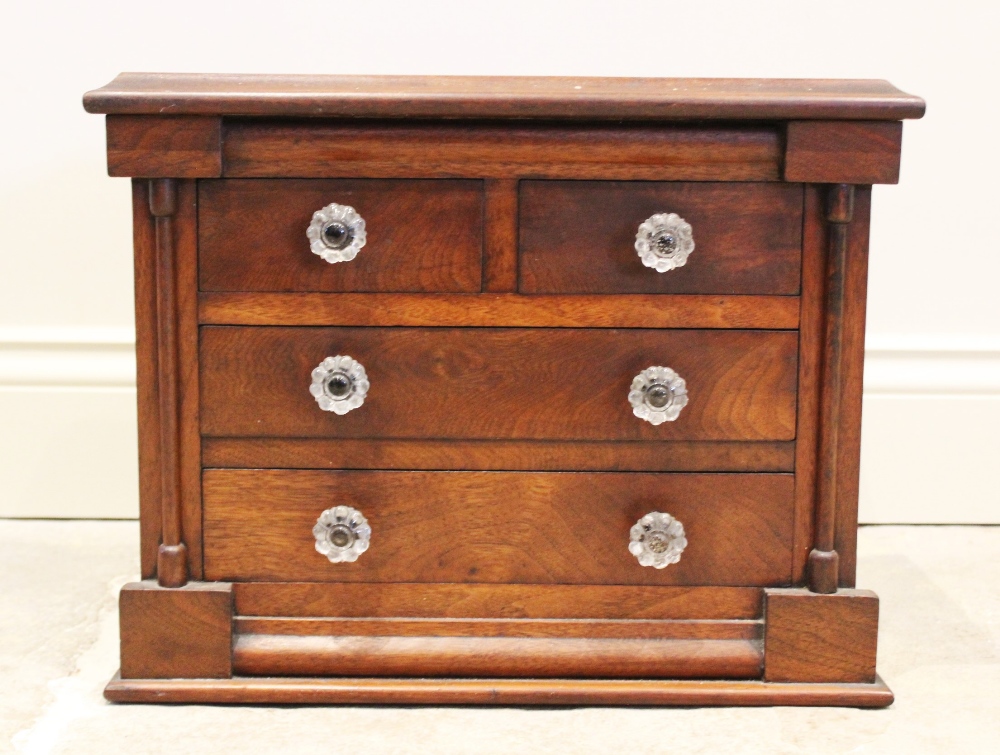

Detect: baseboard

[859,335,1000,524]
[0,326,135,387]
[0,327,138,519]
[1,329,997,521]
[863,334,1000,395]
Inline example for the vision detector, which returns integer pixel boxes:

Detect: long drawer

[199,327,798,441]
[202,470,795,586]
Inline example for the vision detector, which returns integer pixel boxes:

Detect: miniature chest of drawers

[84,74,924,706]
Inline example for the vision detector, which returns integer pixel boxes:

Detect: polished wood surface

[232,634,763,679]
[520,181,802,294]
[792,187,825,583]
[198,292,801,329]
[202,438,795,472]
[200,327,799,441]
[149,179,186,587]
[835,188,873,586]
[130,181,161,578]
[764,588,879,683]
[199,179,483,293]
[173,181,204,580]
[222,121,782,181]
[234,617,762,640]
[104,674,895,707]
[482,179,519,291]
[119,581,232,679]
[809,185,855,594]
[84,74,925,121]
[234,583,763,620]
[106,115,222,178]
[785,122,903,184]
[203,470,794,586]
[132,179,202,582]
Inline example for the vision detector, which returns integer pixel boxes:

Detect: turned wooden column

[808,183,855,594]
[150,178,187,587]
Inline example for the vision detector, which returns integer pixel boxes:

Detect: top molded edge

[83,73,926,121]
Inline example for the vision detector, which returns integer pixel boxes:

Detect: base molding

[104,673,894,707]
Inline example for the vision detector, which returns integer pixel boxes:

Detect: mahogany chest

[83,74,924,706]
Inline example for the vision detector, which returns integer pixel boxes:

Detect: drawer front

[200,327,798,441]
[199,179,483,292]
[519,181,802,294]
[203,470,794,586]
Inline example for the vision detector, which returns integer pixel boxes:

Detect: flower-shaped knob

[310,355,369,415]
[628,366,688,425]
[307,203,367,264]
[635,213,694,273]
[629,511,687,568]
[313,505,371,563]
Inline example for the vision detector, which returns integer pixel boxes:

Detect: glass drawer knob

[310,355,369,415]
[307,203,366,264]
[313,505,371,563]
[635,213,694,272]
[628,366,688,425]
[629,511,687,568]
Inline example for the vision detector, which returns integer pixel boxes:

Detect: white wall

[1,1,997,522]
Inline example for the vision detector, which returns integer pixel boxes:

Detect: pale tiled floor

[3,522,999,754]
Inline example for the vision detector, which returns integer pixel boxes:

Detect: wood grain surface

[199,327,799,441]
[84,73,925,121]
[104,674,895,707]
[198,292,801,329]
[483,179,519,291]
[130,181,161,579]
[232,634,763,679]
[784,122,903,184]
[119,581,233,680]
[234,617,761,640]
[202,470,794,586]
[792,187,825,584]
[173,181,204,580]
[199,179,482,293]
[764,588,879,683]
[520,181,803,294]
[222,121,781,181]
[106,115,221,177]
[149,179,187,587]
[201,438,795,472]
[808,186,854,593]
[234,583,764,620]
[835,188,872,586]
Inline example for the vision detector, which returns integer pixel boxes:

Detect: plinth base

[105,673,893,707]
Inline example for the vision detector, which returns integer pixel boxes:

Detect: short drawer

[202,470,794,586]
[519,181,802,294]
[198,179,483,293]
[200,326,798,441]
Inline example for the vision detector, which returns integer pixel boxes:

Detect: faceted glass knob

[629,511,687,568]
[635,213,694,273]
[628,366,689,425]
[313,505,371,563]
[310,355,369,415]
[307,203,366,264]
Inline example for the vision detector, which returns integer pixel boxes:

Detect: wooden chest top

[84,73,924,120]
